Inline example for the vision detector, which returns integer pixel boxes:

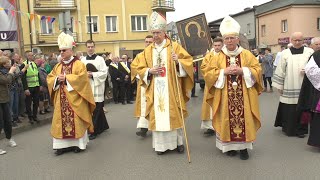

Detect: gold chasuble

[47,57,95,139]
[131,52,145,118]
[201,52,219,121]
[201,48,263,142]
[137,39,194,131]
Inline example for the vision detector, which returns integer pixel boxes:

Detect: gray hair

[3,50,12,58]
[311,37,320,45]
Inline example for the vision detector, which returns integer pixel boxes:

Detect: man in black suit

[109,57,125,104]
[119,54,133,105]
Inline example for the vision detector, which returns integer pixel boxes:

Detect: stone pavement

[0,98,113,140]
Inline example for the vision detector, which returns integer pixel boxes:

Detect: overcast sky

[166,0,271,23]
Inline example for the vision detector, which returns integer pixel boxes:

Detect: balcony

[34,0,77,11]
[37,32,78,45]
[152,0,175,12]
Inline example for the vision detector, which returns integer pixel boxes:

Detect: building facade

[18,0,159,57]
[208,7,257,50]
[256,0,320,52]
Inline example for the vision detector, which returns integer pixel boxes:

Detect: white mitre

[57,32,74,49]
[219,16,240,36]
[150,11,167,31]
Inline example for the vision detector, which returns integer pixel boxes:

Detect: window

[40,19,53,34]
[317,18,320,30]
[247,23,251,35]
[261,25,266,37]
[86,16,99,33]
[106,16,117,32]
[131,15,147,31]
[281,20,288,32]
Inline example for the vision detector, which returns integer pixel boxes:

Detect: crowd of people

[0,11,320,162]
[0,49,60,155]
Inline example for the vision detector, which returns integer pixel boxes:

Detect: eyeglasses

[59,49,67,53]
[223,36,238,41]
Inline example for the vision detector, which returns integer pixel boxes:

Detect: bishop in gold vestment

[47,32,95,155]
[201,16,263,160]
[137,11,193,154]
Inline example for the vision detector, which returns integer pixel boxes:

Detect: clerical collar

[222,45,243,57]
[86,54,97,60]
[155,39,166,48]
[62,56,74,64]
[290,46,304,55]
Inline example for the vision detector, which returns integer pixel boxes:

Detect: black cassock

[298,51,320,147]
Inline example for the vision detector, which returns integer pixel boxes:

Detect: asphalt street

[0,86,319,180]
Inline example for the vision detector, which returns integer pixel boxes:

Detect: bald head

[311,37,320,51]
[291,32,304,49]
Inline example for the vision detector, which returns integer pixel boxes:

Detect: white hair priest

[136,11,194,155]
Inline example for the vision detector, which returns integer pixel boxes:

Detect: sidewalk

[0,112,53,140]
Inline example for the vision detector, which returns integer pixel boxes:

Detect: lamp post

[88,0,93,40]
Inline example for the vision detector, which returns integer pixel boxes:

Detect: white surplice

[81,55,108,102]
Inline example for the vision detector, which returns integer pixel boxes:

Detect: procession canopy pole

[169,38,191,163]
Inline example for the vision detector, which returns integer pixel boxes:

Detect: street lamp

[88,0,93,40]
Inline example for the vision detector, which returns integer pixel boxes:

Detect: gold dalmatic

[226,55,246,141]
[60,61,76,138]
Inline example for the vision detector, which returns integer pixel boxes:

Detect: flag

[30,14,34,21]
[51,17,56,23]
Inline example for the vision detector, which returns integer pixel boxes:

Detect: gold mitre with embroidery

[219,16,240,36]
[57,32,75,49]
[150,11,167,31]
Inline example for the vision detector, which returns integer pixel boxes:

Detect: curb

[0,115,52,140]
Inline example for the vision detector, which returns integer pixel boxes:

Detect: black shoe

[33,118,40,124]
[45,109,51,113]
[136,128,148,137]
[73,147,83,153]
[177,145,185,153]
[115,101,119,104]
[122,102,126,105]
[12,121,18,127]
[16,118,22,123]
[204,129,215,136]
[157,151,165,155]
[226,150,237,156]
[29,120,34,125]
[55,149,64,156]
[89,134,97,140]
[191,95,198,97]
[239,149,249,160]
[127,101,133,104]
[19,114,26,118]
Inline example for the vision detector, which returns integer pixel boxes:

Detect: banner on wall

[0,0,17,42]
